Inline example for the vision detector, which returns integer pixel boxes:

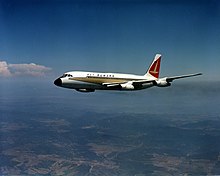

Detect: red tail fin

[145,54,161,79]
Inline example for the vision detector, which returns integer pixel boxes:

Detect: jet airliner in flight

[54,54,202,92]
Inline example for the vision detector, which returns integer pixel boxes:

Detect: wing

[166,73,202,82]
[102,79,156,90]
[102,80,155,86]
[102,73,202,89]
[102,82,128,87]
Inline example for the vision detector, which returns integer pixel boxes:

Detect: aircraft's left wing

[102,82,128,87]
[102,80,155,87]
[102,79,156,89]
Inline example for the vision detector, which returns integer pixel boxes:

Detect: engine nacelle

[76,89,95,92]
[156,78,171,87]
[120,82,134,90]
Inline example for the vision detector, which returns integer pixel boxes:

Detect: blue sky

[0,0,219,80]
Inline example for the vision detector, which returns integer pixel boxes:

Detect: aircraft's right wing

[166,73,202,82]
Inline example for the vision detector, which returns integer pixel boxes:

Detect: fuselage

[54,71,156,92]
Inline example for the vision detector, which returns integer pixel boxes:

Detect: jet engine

[76,89,95,92]
[120,82,134,90]
[155,78,171,87]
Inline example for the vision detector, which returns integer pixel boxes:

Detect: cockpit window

[60,74,67,78]
[60,74,72,78]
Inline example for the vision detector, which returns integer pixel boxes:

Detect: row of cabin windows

[61,73,115,78]
[87,73,114,78]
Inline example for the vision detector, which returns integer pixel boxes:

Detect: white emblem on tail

[150,60,159,74]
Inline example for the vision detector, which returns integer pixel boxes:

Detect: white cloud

[0,61,12,77]
[0,60,51,77]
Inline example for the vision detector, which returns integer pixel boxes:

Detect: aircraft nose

[54,78,62,87]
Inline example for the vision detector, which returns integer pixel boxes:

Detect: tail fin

[144,54,161,79]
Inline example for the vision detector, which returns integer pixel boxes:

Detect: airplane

[54,54,202,92]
